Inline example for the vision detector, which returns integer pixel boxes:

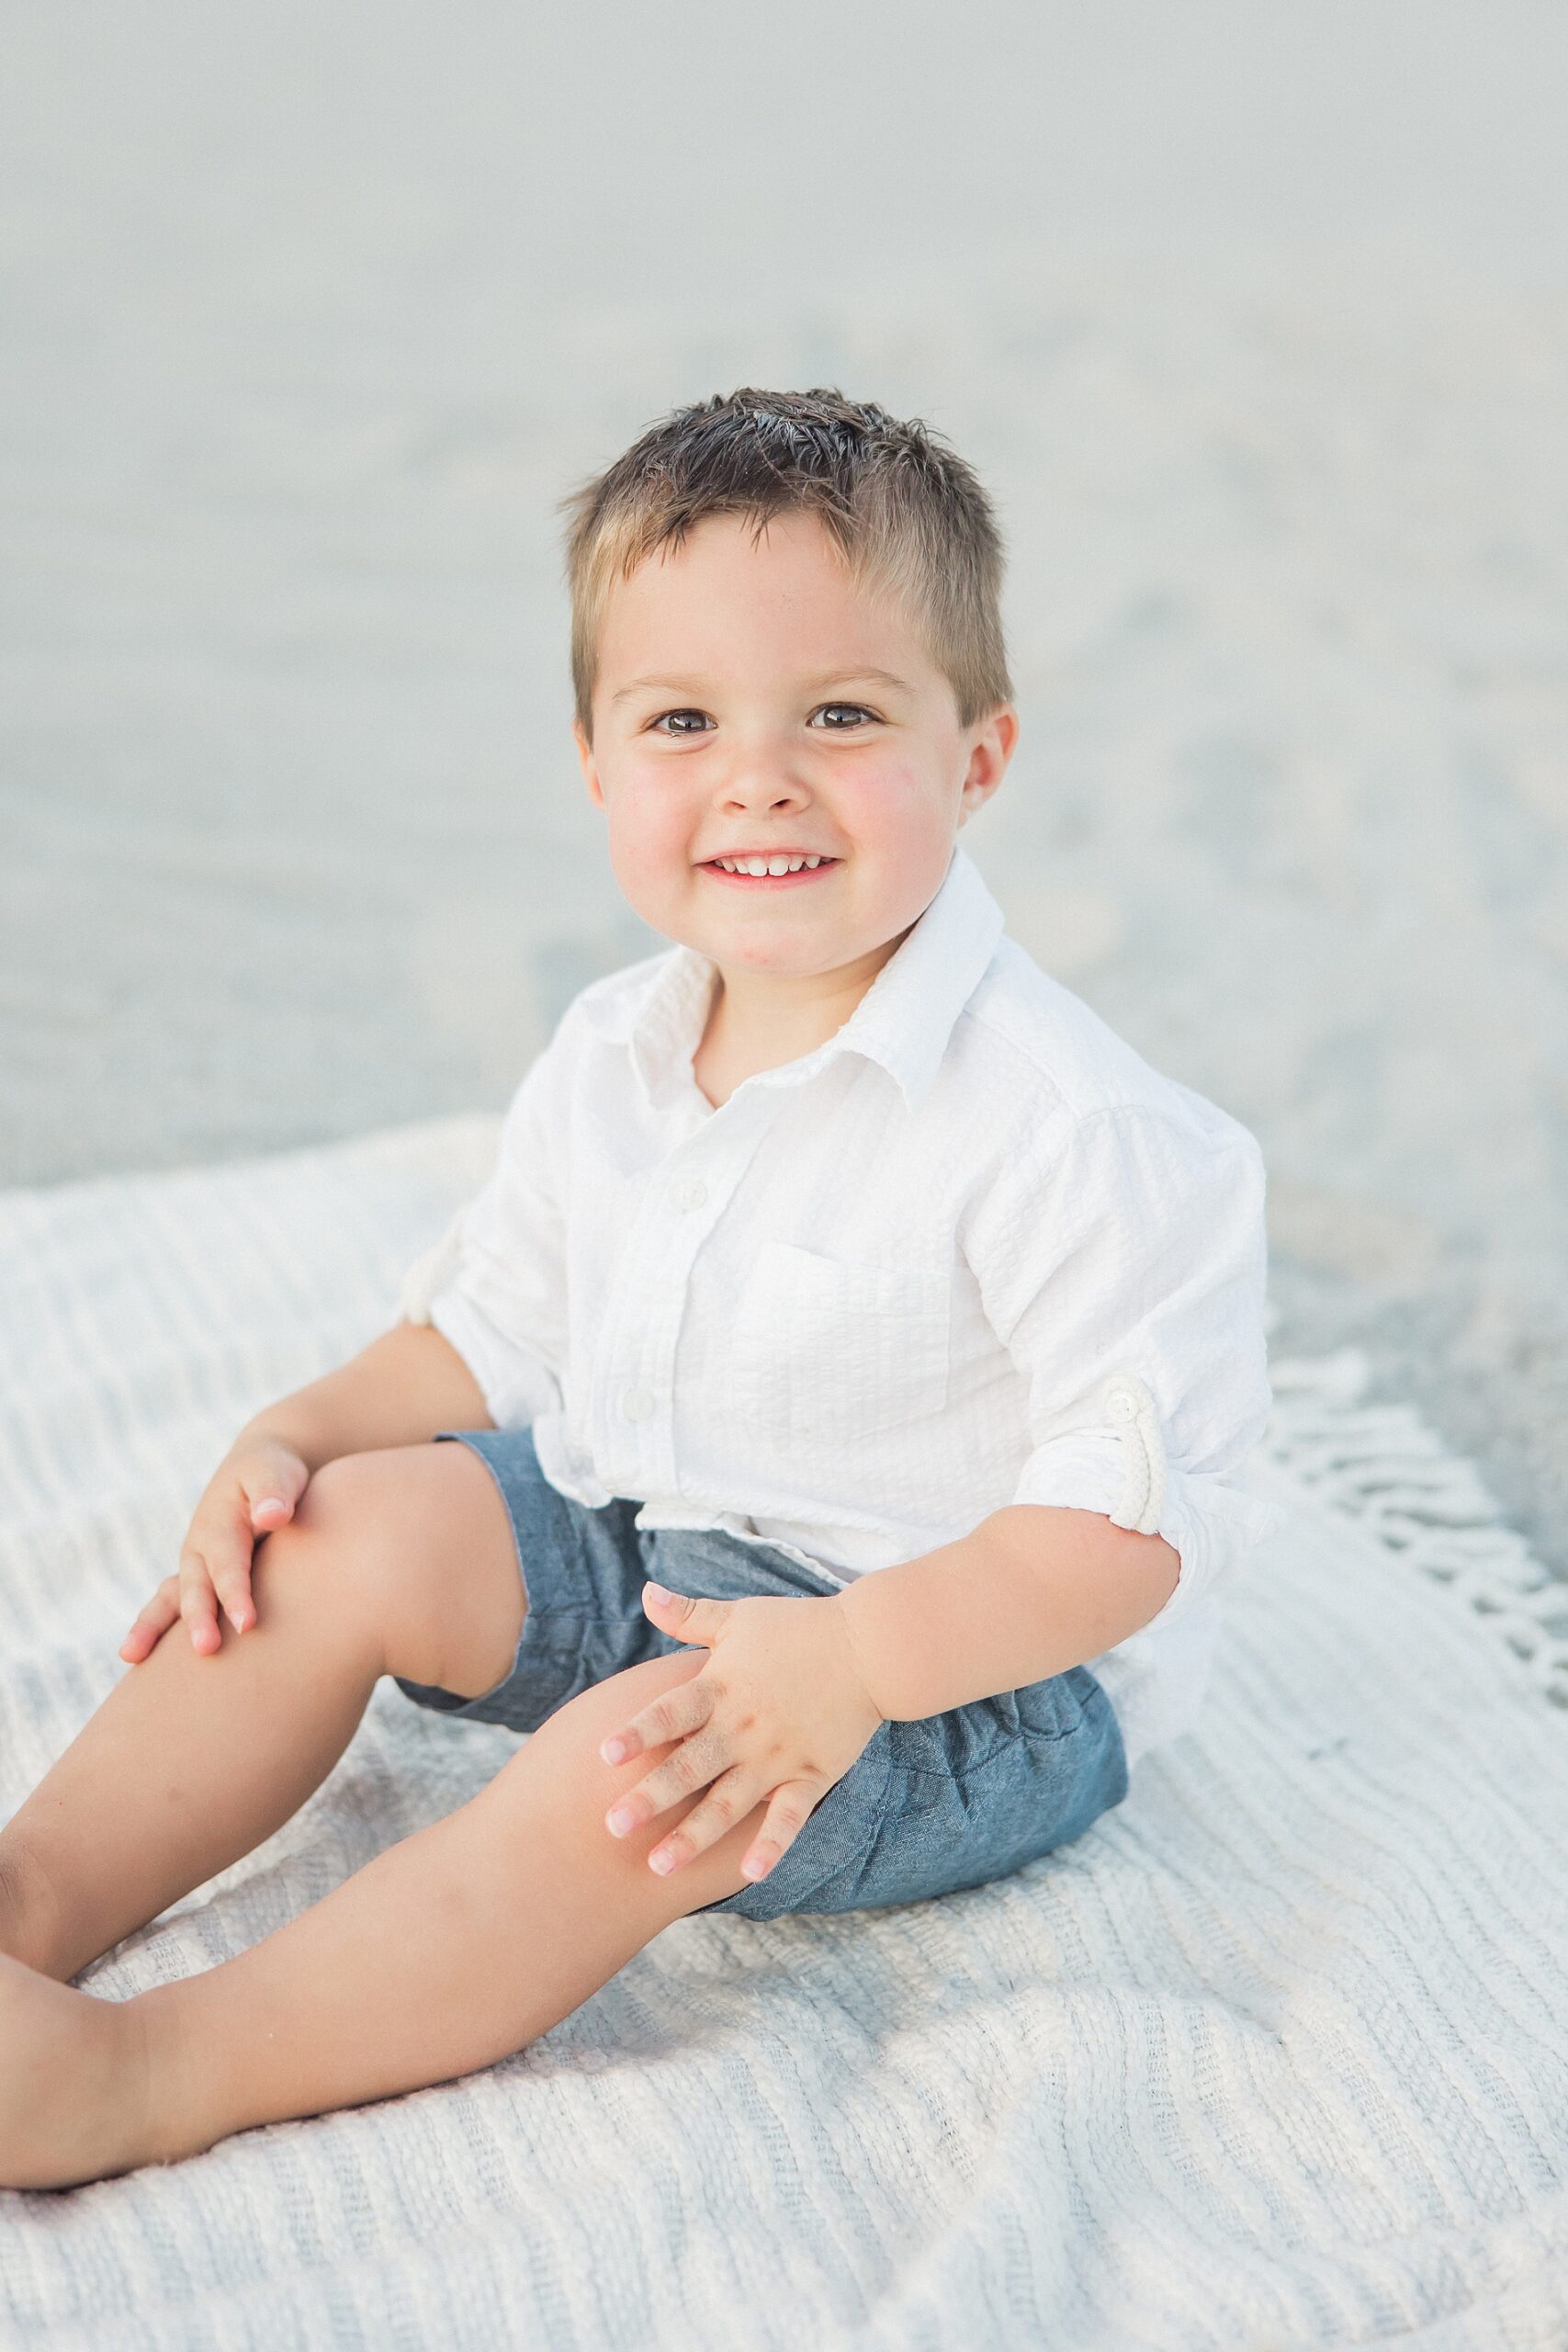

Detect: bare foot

[0,1953,165,2189]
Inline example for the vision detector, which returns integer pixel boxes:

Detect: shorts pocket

[728,1238,951,1445]
[1008,1668,1091,1745]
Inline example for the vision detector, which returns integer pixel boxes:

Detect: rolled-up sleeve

[963,1100,1284,1634]
[397,1026,571,1430]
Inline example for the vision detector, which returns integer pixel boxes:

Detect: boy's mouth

[698,855,840,889]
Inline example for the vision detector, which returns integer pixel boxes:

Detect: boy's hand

[596,1585,886,1887]
[118,1438,313,1664]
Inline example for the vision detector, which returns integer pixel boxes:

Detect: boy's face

[573,511,1017,996]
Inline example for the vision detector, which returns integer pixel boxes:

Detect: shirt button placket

[600,1094,774,1493]
[608,1164,717,1476]
[644,1165,719,1483]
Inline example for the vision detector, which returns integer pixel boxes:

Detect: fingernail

[601,1736,627,1764]
[645,1582,671,1605]
[606,1806,636,1837]
[649,1850,674,1874]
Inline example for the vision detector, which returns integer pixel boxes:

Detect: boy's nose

[715,760,812,809]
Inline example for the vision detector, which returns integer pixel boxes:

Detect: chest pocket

[728,1238,952,1447]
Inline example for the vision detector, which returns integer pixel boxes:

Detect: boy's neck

[694,927,913,1099]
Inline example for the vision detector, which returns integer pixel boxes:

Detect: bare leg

[0,1652,761,2188]
[0,1442,525,1984]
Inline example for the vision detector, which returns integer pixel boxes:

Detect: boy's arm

[125,1026,570,1664]
[834,1505,1179,1723]
[840,1101,1283,1724]
[231,1320,494,1474]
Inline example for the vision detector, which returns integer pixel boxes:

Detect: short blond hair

[558,387,1014,741]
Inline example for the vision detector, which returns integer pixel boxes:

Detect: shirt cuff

[1008,1374,1284,1637]
[424,1283,562,1431]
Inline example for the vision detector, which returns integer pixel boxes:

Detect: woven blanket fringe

[1265,1340,1568,1710]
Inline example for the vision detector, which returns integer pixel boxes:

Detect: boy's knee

[250,1451,378,1581]
[252,1446,523,1697]
[245,1451,409,1649]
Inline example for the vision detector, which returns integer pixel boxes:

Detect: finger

[197,1500,262,1634]
[645,1765,761,1876]
[639,1583,729,1648]
[738,1781,821,1885]
[176,1552,224,1657]
[597,1673,714,1767]
[189,1552,254,1635]
[118,1577,182,1663]
[241,1452,308,1533]
[121,1576,180,1645]
[604,1724,730,1838]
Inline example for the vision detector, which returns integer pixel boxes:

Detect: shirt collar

[578,842,1007,1115]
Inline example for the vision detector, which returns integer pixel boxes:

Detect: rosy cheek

[610,775,694,853]
[842,757,925,812]
[844,770,951,869]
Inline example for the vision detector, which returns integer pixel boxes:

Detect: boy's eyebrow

[607,667,914,707]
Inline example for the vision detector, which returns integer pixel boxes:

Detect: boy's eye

[810,703,876,729]
[647,702,878,737]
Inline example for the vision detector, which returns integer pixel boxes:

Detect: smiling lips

[699,854,840,888]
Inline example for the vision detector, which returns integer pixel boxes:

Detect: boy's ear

[572,718,604,809]
[958,702,1019,824]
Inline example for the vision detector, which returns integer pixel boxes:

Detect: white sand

[2,3,1565,1566]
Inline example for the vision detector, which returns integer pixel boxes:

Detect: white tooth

[765,856,792,876]
[804,856,821,868]
[742,858,770,876]
[716,859,738,871]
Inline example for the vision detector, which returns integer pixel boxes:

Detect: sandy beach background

[3,3,1565,1570]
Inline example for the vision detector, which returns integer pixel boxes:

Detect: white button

[622,1386,657,1423]
[671,1176,707,1212]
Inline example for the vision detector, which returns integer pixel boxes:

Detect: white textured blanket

[3,1121,1567,2350]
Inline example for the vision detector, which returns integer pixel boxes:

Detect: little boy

[0,388,1280,2188]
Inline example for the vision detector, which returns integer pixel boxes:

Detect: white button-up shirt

[400,842,1283,1769]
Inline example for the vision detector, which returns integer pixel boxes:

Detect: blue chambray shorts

[393,1425,1131,1923]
